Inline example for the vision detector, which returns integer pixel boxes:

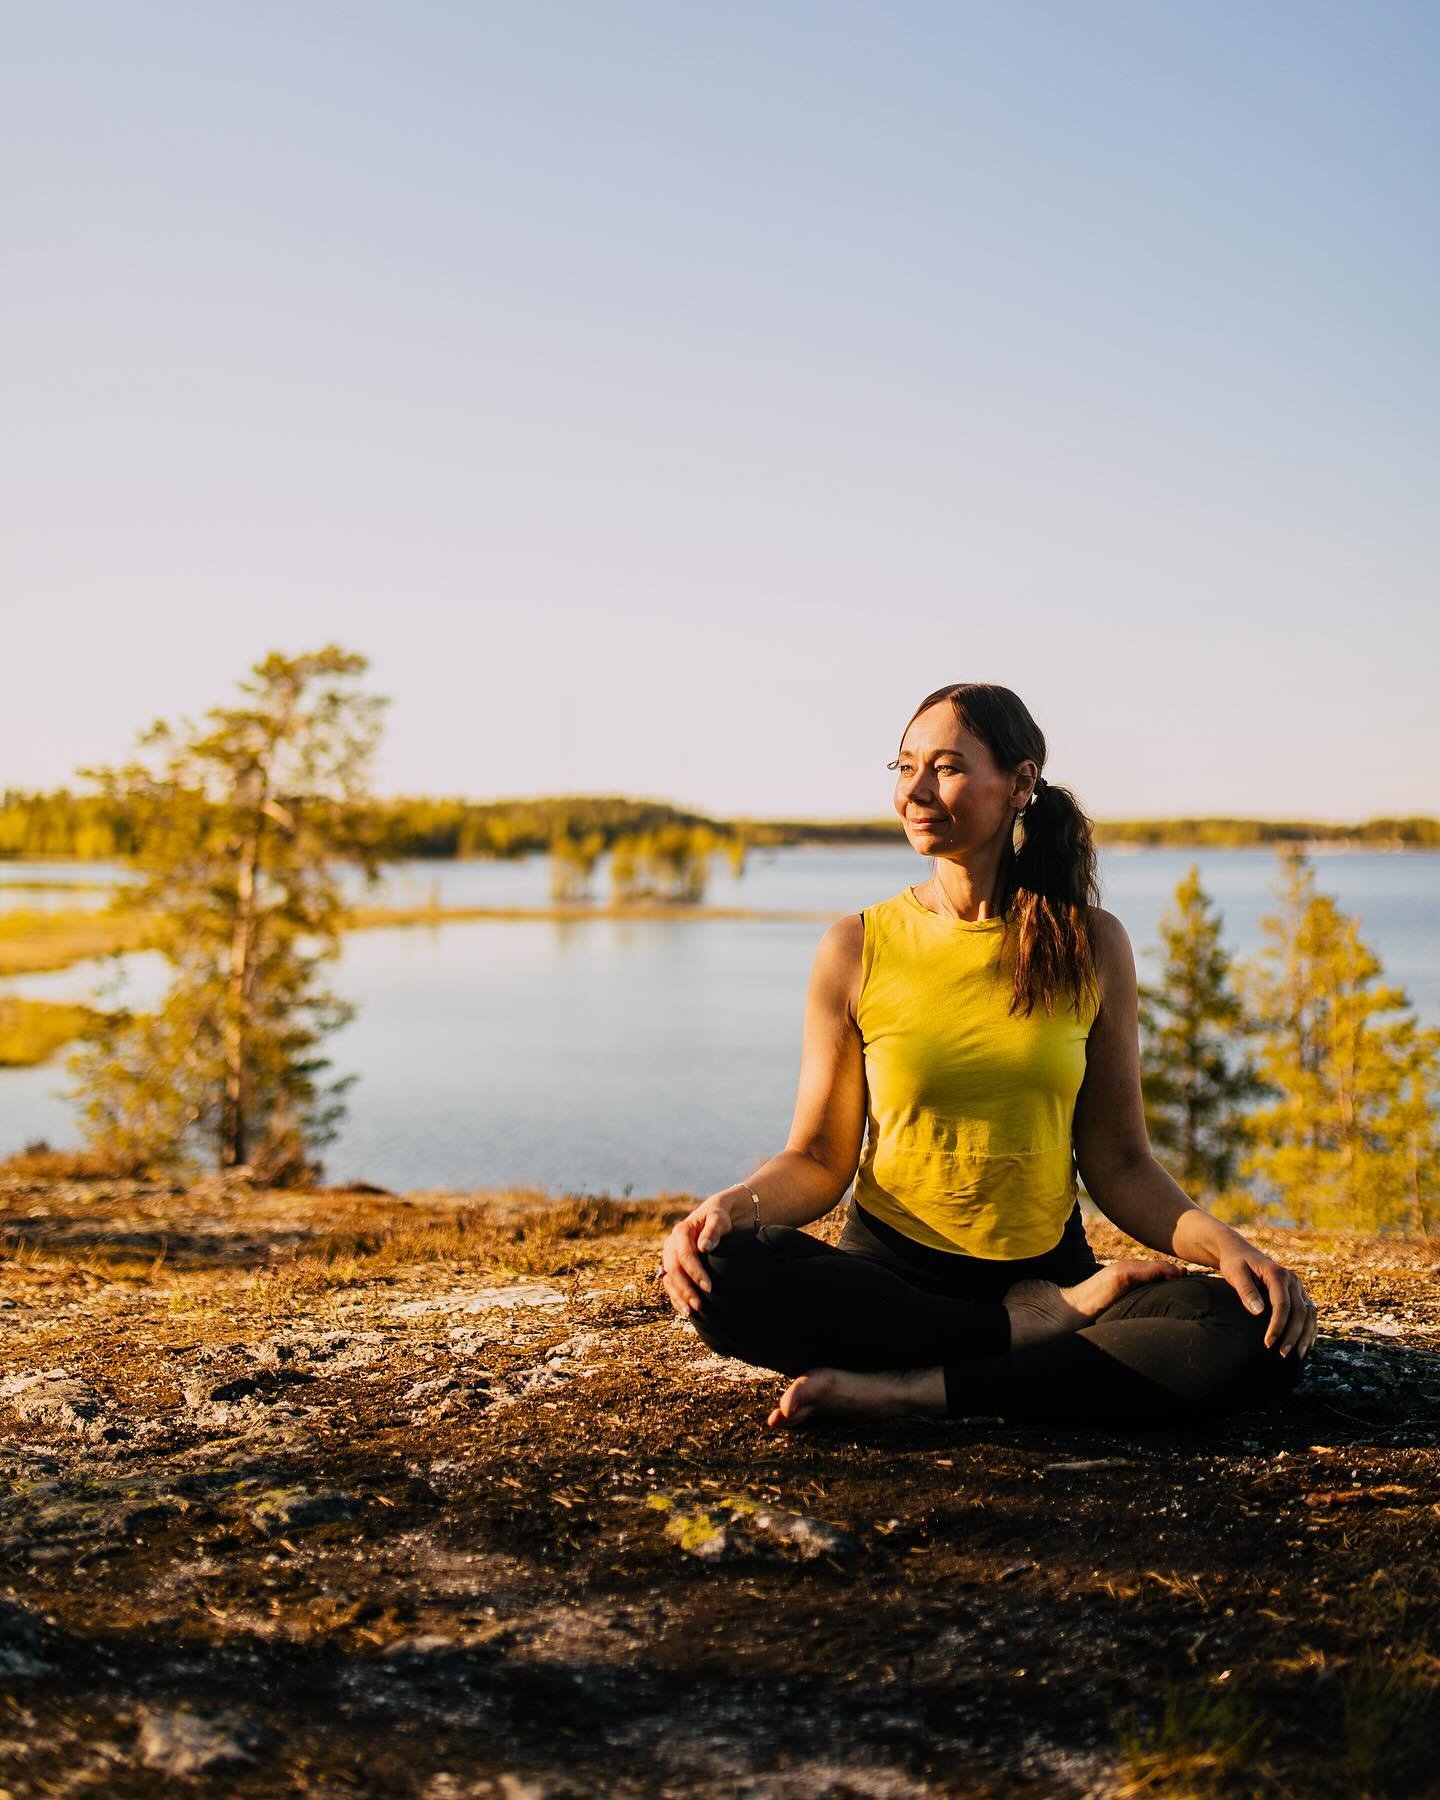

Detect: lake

[1,844,1435,1197]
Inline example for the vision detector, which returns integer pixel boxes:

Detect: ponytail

[999,776,1102,1021]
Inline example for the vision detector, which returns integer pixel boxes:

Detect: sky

[3,1,1437,822]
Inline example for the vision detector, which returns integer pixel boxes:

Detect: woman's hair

[892,682,1101,1020]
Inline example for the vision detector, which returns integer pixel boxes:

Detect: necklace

[929,874,961,921]
[929,861,999,923]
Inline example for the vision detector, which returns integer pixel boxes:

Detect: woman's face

[892,704,1033,857]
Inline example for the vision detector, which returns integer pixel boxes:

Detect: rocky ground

[0,1176,1437,1798]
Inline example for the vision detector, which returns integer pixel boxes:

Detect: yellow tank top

[852,886,1100,1259]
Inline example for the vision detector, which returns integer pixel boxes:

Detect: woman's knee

[705,1222,825,1263]
[1210,1281,1304,1402]
[1178,1276,1297,1361]
[685,1231,777,1342]
[685,1228,831,1376]
[692,1227,759,1311]
[1105,1272,1274,1340]
[1181,1277,1302,1407]
[696,1223,821,1305]
[685,1304,741,1361]
[683,1298,804,1377]
[1095,1274,1298,1408]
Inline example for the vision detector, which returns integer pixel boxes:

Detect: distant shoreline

[3,838,1438,874]
[346,902,843,929]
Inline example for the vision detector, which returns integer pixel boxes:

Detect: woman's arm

[659,916,866,1314]
[1072,909,1318,1360]
[735,913,867,1226]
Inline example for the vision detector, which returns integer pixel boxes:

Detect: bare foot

[1004,1258,1182,1351]
[766,1366,946,1430]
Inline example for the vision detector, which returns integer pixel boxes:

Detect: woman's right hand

[659,1191,737,1316]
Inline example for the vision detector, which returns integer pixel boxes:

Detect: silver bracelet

[739,1183,761,1231]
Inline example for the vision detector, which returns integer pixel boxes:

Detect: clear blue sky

[3,1,1436,821]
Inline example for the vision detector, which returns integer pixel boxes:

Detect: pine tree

[548,828,605,901]
[1137,865,1267,1207]
[1238,849,1440,1234]
[65,646,388,1184]
[1372,1013,1440,1237]
[722,831,748,878]
[609,832,641,903]
[648,824,714,903]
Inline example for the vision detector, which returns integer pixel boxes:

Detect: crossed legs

[689,1224,1300,1429]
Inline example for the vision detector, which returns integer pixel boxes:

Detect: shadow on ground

[0,1175,1437,1796]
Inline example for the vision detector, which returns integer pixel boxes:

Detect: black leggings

[689,1201,1300,1427]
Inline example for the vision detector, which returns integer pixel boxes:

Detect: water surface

[2,845,1434,1196]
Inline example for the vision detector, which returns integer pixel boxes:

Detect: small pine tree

[609,832,641,903]
[548,828,605,901]
[1138,865,1268,1207]
[649,824,712,903]
[1370,1013,1440,1238]
[1238,849,1440,1234]
[65,646,389,1185]
[549,829,582,901]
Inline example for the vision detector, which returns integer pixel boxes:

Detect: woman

[659,682,1319,1431]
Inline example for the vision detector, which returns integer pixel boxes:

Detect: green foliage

[375,792,731,859]
[1339,1644,1440,1791]
[1139,866,1268,1204]
[548,828,606,901]
[1094,816,1440,848]
[1114,1680,1271,1796]
[607,824,720,904]
[1237,850,1440,1234]
[0,789,136,859]
[64,646,389,1185]
[5,783,1436,856]
[1339,1584,1440,1778]
[546,820,730,904]
[0,787,745,861]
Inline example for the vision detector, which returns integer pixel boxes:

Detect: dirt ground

[0,1176,1437,1799]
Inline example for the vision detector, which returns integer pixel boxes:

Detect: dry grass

[1114,1685,1273,1797]
[0,905,160,975]
[252,1193,667,1290]
[1339,1642,1440,1789]
[0,1140,158,1179]
[0,996,105,1066]
[0,1180,686,1324]
[0,898,836,987]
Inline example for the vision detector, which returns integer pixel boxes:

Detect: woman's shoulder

[1085,906,1135,1000]
[816,887,911,957]
[814,891,925,1025]
[1085,906,1132,953]
[860,887,917,929]
[814,911,866,966]
[812,912,866,1024]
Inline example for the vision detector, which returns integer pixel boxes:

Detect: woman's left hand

[1214,1244,1319,1360]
